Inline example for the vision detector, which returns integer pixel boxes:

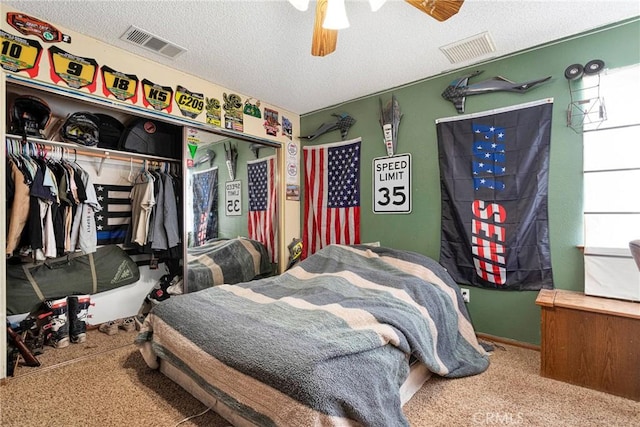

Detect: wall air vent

[439,31,496,64]
[120,25,187,59]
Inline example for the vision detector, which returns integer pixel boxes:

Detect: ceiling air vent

[439,32,496,64]
[120,25,187,59]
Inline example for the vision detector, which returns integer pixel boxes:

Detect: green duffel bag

[6,245,140,315]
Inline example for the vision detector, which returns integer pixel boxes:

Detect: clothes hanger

[126,157,135,183]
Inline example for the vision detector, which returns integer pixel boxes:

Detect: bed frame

[159,358,432,426]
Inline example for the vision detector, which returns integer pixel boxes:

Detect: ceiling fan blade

[311,0,338,57]
[405,0,465,22]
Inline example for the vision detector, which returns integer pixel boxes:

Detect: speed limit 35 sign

[373,154,411,214]
[225,181,242,216]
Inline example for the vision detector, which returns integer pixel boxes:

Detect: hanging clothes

[48,160,69,256]
[129,167,156,246]
[30,158,58,260]
[126,163,181,253]
[161,172,181,250]
[6,157,31,256]
[69,165,101,254]
[149,169,167,250]
[5,140,102,260]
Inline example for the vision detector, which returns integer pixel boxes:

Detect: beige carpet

[9,327,139,378]
[1,337,639,426]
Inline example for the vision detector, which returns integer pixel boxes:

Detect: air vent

[120,25,187,59]
[439,32,496,64]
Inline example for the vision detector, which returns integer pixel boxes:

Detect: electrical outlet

[460,288,470,303]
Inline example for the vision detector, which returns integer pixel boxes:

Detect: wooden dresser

[536,289,640,401]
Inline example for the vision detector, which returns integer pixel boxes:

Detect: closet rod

[6,134,181,176]
[5,134,181,163]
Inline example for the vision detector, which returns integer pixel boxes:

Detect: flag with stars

[192,166,218,247]
[302,137,361,259]
[93,184,132,245]
[248,155,278,263]
[436,100,553,291]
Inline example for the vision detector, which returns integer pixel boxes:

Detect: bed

[137,244,490,426]
[186,237,273,292]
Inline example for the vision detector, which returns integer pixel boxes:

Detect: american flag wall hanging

[302,137,361,259]
[247,155,278,263]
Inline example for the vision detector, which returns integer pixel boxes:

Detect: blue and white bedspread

[186,237,273,292]
[137,244,489,426]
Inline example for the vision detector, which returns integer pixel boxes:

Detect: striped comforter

[137,244,489,426]
[186,237,273,292]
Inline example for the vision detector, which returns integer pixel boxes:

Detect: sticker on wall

[48,46,98,92]
[243,98,262,118]
[223,92,243,132]
[287,141,298,158]
[263,108,280,137]
[141,78,173,113]
[286,137,299,201]
[186,127,200,168]
[175,85,204,119]
[282,116,293,140]
[287,162,298,180]
[6,12,71,43]
[0,29,43,78]
[205,97,221,127]
[101,65,139,103]
[286,184,300,201]
[285,140,299,185]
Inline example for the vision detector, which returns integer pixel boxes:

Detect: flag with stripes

[248,155,278,263]
[192,167,218,247]
[302,138,361,259]
[94,184,132,245]
[436,100,554,290]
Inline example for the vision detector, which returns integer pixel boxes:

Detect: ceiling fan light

[323,0,349,30]
[368,0,387,12]
[288,0,310,12]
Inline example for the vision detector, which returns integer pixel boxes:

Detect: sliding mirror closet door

[183,128,279,293]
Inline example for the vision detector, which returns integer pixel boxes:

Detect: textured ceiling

[3,1,639,115]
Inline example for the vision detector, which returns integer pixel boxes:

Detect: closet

[4,73,185,323]
[2,73,283,378]
[2,74,188,378]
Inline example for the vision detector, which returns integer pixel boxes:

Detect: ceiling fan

[289,0,465,57]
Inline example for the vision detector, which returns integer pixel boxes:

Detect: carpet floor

[1,333,638,426]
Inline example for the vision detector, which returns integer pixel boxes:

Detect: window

[582,64,640,298]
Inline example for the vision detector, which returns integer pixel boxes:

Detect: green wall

[300,19,640,345]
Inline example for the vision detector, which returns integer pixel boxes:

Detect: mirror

[183,127,279,293]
